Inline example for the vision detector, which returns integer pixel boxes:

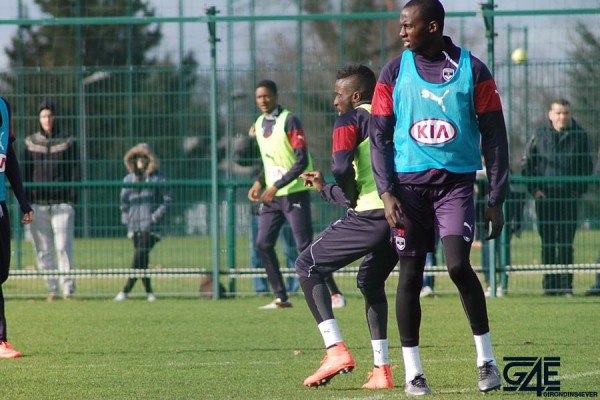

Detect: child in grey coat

[114,143,172,301]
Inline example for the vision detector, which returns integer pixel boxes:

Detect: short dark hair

[404,0,445,32]
[549,98,570,109]
[38,98,58,114]
[336,64,376,100]
[37,98,61,133]
[255,79,278,95]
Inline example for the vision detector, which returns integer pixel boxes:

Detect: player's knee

[447,261,471,283]
[294,251,311,277]
[398,264,423,287]
[359,285,387,304]
[255,239,273,254]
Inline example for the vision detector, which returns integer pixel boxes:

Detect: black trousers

[123,231,160,294]
[0,202,12,341]
[535,192,578,294]
[256,191,313,301]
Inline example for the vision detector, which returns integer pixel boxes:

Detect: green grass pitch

[1,293,599,399]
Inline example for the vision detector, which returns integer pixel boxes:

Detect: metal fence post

[207,5,221,300]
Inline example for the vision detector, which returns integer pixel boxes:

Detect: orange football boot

[303,342,355,387]
[362,365,394,389]
[0,341,22,359]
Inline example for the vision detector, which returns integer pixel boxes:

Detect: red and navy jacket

[319,102,371,208]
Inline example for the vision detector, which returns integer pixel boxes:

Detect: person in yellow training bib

[249,79,322,309]
[297,65,397,390]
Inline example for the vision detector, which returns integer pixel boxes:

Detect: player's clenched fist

[300,171,325,191]
[248,181,263,202]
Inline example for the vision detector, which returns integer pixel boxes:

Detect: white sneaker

[420,286,434,298]
[114,292,127,301]
[496,286,504,297]
[147,293,157,302]
[331,294,346,309]
[258,298,293,309]
[485,286,504,297]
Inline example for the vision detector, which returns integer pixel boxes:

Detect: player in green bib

[297,65,397,390]
[248,80,342,309]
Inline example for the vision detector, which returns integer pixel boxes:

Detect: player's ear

[352,91,361,104]
[428,20,439,34]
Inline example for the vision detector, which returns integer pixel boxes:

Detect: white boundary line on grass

[561,369,600,380]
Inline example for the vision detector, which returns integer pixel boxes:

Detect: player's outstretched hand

[300,171,325,191]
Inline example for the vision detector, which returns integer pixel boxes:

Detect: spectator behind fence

[114,143,172,302]
[521,98,593,296]
[0,97,34,359]
[420,236,439,298]
[24,99,79,301]
[480,180,525,297]
[369,0,509,394]
[585,155,600,296]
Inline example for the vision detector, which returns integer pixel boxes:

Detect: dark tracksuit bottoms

[0,203,12,341]
[256,190,312,302]
[296,208,397,340]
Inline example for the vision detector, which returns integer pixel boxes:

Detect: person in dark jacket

[521,98,593,296]
[24,99,79,301]
[114,143,172,302]
[585,154,600,296]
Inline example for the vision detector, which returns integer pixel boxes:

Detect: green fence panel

[1,2,599,298]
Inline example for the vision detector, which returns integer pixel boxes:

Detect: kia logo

[409,119,456,145]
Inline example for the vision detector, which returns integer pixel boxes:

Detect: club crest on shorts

[395,228,406,251]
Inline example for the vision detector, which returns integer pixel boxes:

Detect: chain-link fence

[1,1,599,298]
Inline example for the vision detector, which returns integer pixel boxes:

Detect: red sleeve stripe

[288,128,308,149]
[332,125,358,154]
[474,78,503,114]
[371,82,394,116]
